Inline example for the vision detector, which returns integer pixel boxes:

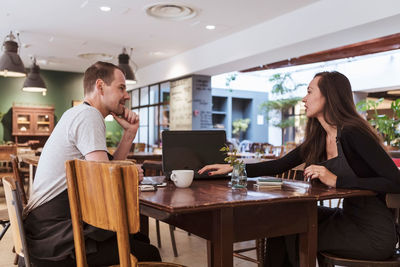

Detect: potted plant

[356,98,400,149]
[220,144,247,188]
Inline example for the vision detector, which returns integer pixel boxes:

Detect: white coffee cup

[170,170,194,188]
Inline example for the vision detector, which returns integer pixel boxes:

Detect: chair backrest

[2,176,31,267]
[65,159,140,267]
[275,163,305,180]
[285,141,297,152]
[10,154,28,205]
[238,140,253,153]
[0,144,17,161]
[142,160,163,176]
[134,143,146,152]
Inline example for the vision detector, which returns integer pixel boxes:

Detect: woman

[199,71,400,266]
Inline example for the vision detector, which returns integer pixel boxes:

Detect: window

[129,82,170,151]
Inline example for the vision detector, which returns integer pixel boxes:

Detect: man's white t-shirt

[25,104,107,212]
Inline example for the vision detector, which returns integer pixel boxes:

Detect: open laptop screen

[162,130,227,179]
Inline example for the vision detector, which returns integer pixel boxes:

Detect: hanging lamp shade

[118,48,136,85]
[0,32,26,77]
[22,59,47,94]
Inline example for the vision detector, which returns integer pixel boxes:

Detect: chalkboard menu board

[170,77,193,130]
[192,75,212,129]
[169,75,212,130]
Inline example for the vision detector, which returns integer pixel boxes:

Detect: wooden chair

[233,239,266,266]
[275,163,305,180]
[142,160,178,257]
[134,143,147,152]
[0,207,10,240]
[2,176,32,267]
[10,154,28,205]
[285,141,297,153]
[271,145,285,158]
[65,159,185,267]
[3,155,30,266]
[0,144,17,178]
[319,193,400,266]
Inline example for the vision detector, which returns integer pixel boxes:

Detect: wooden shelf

[12,105,55,146]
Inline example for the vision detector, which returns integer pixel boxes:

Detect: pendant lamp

[0,31,26,77]
[118,48,137,85]
[22,58,47,96]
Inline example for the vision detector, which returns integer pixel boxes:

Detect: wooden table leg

[298,201,317,267]
[207,240,213,267]
[211,207,234,267]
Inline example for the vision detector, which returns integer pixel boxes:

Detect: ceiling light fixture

[22,57,47,96]
[205,25,216,30]
[99,6,111,12]
[118,48,137,85]
[146,4,197,21]
[0,31,26,77]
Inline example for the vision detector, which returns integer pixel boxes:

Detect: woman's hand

[304,165,337,187]
[198,164,233,176]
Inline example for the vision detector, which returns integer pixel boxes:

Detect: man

[24,61,161,267]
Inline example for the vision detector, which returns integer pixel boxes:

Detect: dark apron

[24,189,114,262]
[317,129,397,260]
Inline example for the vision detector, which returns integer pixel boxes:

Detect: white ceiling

[0,0,317,73]
[1,0,400,87]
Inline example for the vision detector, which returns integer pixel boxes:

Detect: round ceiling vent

[146,3,197,21]
[78,53,114,61]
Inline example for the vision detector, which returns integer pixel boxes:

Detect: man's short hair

[83,61,125,95]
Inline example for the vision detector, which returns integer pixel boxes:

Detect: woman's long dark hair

[300,71,383,165]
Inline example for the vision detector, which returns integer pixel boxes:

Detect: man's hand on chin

[111,108,139,135]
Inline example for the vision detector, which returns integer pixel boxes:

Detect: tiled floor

[0,195,258,267]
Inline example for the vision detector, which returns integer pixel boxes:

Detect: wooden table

[127,152,162,164]
[139,178,375,267]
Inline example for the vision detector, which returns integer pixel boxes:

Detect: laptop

[162,130,228,179]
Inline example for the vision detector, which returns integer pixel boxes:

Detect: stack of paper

[255,177,283,188]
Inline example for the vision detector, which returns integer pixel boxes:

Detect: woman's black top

[246,126,400,194]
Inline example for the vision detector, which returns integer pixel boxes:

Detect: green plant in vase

[220,144,247,188]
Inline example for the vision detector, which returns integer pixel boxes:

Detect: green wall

[0,69,84,141]
[0,68,123,142]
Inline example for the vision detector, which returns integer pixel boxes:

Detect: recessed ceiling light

[99,6,111,12]
[150,51,165,56]
[206,25,216,30]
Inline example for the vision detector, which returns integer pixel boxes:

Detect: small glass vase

[231,163,247,189]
